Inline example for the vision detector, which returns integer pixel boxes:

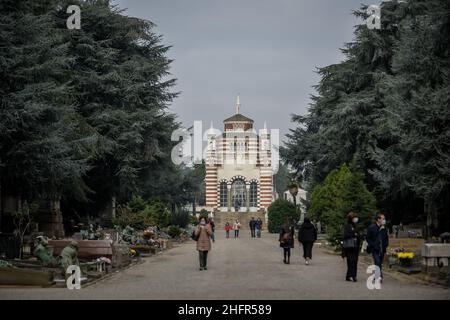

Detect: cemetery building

[205,97,276,228]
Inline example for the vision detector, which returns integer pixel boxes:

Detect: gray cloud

[114,0,366,141]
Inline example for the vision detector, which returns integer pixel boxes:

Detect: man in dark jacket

[256,218,263,238]
[366,213,389,280]
[249,217,256,238]
[298,218,317,265]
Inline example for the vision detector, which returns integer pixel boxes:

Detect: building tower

[205,96,274,228]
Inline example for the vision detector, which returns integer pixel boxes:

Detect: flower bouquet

[397,252,414,266]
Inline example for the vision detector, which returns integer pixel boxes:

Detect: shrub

[113,205,154,230]
[171,208,190,228]
[147,199,171,228]
[167,225,182,238]
[267,199,299,233]
[113,197,171,229]
[309,162,377,243]
[190,215,199,225]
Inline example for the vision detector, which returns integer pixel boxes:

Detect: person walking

[366,213,389,281]
[256,218,263,238]
[279,217,295,264]
[224,222,232,238]
[298,217,317,265]
[209,218,216,243]
[194,216,212,271]
[233,219,241,238]
[342,212,360,282]
[249,217,256,238]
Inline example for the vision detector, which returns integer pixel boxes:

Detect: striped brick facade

[205,98,274,213]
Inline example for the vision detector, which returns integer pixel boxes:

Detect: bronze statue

[59,240,79,274]
[33,236,56,266]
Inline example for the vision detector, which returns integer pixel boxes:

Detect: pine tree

[0,0,90,201]
[282,0,450,233]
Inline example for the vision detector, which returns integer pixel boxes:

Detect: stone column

[227,184,232,212]
[245,184,250,212]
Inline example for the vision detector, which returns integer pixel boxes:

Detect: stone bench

[422,243,450,270]
[49,240,113,260]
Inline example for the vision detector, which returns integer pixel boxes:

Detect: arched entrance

[231,179,246,212]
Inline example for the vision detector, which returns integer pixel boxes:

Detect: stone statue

[33,236,56,266]
[88,224,96,240]
[59,240,79,274]
[121,226,136,244]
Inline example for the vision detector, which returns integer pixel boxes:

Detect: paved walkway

[0,232,449,299]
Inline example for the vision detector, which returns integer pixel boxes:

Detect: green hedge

[267,199,299,233]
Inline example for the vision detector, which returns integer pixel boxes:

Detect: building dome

[223,95,254,131]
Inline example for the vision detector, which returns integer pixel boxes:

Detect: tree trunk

[424,198,438,240]
[0,181,2,232]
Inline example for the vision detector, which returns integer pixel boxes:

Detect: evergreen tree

[1,0,183,230]
[282,0,450,234]
[0,0,90,201]
[374,0,450,235]
[267,199,298,233]
[309,163,377,242]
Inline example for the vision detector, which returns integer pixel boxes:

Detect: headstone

[422,243,450,267]
[72,233,83,241]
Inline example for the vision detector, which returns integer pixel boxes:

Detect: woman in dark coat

[342,212,360,282]
[279,218,295,264]
[298,217,317,265]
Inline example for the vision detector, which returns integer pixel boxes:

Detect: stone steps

[213,210,267,230]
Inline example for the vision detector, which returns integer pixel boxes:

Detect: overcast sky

[114,0,367,142]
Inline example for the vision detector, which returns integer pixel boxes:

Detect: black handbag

[191,230,199,241]
[342,238,357,249]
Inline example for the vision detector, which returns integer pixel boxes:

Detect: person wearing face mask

[194,216,213,271]
[342,212,360,282]
[366,213,389,281]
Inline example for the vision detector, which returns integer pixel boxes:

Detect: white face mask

[381,219,386,226]
[200,220,206,225]
[352,218,359,223]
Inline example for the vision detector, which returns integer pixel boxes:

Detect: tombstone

[422,243,450,272]
[440,232,450,243]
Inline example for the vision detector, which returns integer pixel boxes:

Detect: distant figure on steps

[256,217,263,238]
[234,199,240,212]
[224,222,232,238]
[249,217,256,238]
[233,219,241,238]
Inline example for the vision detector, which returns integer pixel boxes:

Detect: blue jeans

[372,252,384,278]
